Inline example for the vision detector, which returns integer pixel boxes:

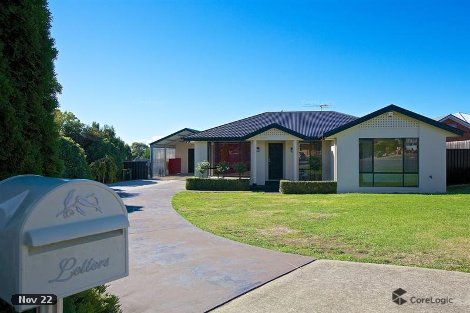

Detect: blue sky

[49,0,470,144]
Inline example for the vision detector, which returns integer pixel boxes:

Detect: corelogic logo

[392,288,407,305]
[391,288,454,306]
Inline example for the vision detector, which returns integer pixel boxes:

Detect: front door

[268,143,283,180]
[188,149,195,173]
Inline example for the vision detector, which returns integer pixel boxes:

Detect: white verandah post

[251,140,257,184]
[293,140,299,180]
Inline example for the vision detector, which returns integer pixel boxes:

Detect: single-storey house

[152,105,463,193]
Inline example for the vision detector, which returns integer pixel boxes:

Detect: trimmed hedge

[279,180,337,194]
[186,177,250,191]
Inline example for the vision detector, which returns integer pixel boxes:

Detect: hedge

[186,177,250,191]
[279,180,337,194]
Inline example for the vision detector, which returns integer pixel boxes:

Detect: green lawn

[172,185,470,272]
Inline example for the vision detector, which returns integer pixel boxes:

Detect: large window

[210,142,251,177]
[359,138,419,187]
[299,141,322,181]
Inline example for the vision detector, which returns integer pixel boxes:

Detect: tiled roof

[150,128,200,146]
[186,111,358,141]
[325,104,464,137]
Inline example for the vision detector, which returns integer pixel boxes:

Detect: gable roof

[186,111,358,141]
[439,112,470,128]
[150,128,200,146]
[324,104,464,137]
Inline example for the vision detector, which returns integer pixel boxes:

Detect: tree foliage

[63,285,121,313]
[0,0,63,180]
[196,161,211,178]
[90,155,118,184]
[58,136,90,179]
[131,142,150,160]
[55,110,131,182]
[55,110,85,147]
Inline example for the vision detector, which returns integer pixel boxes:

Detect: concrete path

[107,180,313,313]
[214,260,470,313]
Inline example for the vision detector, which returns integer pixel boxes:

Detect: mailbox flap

[24,215,129,247]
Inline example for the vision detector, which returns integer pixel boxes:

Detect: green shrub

[234,162,247,179]
[195,161,211,178]
[186,177,250,191]
[279,180,337,194]
[63,285,121,313]
[215,161,230,178]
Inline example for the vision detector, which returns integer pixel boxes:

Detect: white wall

[284,141,294,180]
[321,140,333,180]
[329,112,452,193]
[250,140,267,185]
[331,140,337,181]
[256,141,266,184]
[193,141,208,177]
[174,142,194,174]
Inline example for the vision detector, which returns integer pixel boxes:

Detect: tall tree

[54,110,85,147]
[131,142,150,160]
[0,1,62,180]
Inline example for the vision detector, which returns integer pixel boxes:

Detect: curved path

[107,180,313,313]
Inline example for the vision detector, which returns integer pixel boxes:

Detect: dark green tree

[55,112,132,182]
[90,155,118,184]
[58,136,91,179]
[0,0,62,180]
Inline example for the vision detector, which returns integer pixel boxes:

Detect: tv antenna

[302,102,333,111]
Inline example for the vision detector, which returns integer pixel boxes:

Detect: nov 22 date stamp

[11,294,57,305]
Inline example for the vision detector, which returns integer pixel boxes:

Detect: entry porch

[193,128,336,185]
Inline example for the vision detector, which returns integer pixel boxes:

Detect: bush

[215,161,230,178]
[195,161,211,178]
[186,177,250,191]
[279,180,337,194]
[63,285,121,313]
[234,162,247,179]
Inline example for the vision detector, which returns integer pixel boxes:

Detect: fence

[447,140,470,149]
[447,149,470,185]
[123,160,149,180]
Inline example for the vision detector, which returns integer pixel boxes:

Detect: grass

[172,185,470,272]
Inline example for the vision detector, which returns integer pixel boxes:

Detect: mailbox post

[0,175,129,312]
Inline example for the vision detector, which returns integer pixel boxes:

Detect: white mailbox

[0,175,129,312]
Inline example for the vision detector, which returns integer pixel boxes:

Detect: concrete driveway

[214,260,470,313]
[107,180,313,313]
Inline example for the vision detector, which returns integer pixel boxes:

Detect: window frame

[298,141,322,181]
[359,138,419,187]
[208,141,251,177]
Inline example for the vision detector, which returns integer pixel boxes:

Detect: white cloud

[124,135,162,146]
[144,135,162,145]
